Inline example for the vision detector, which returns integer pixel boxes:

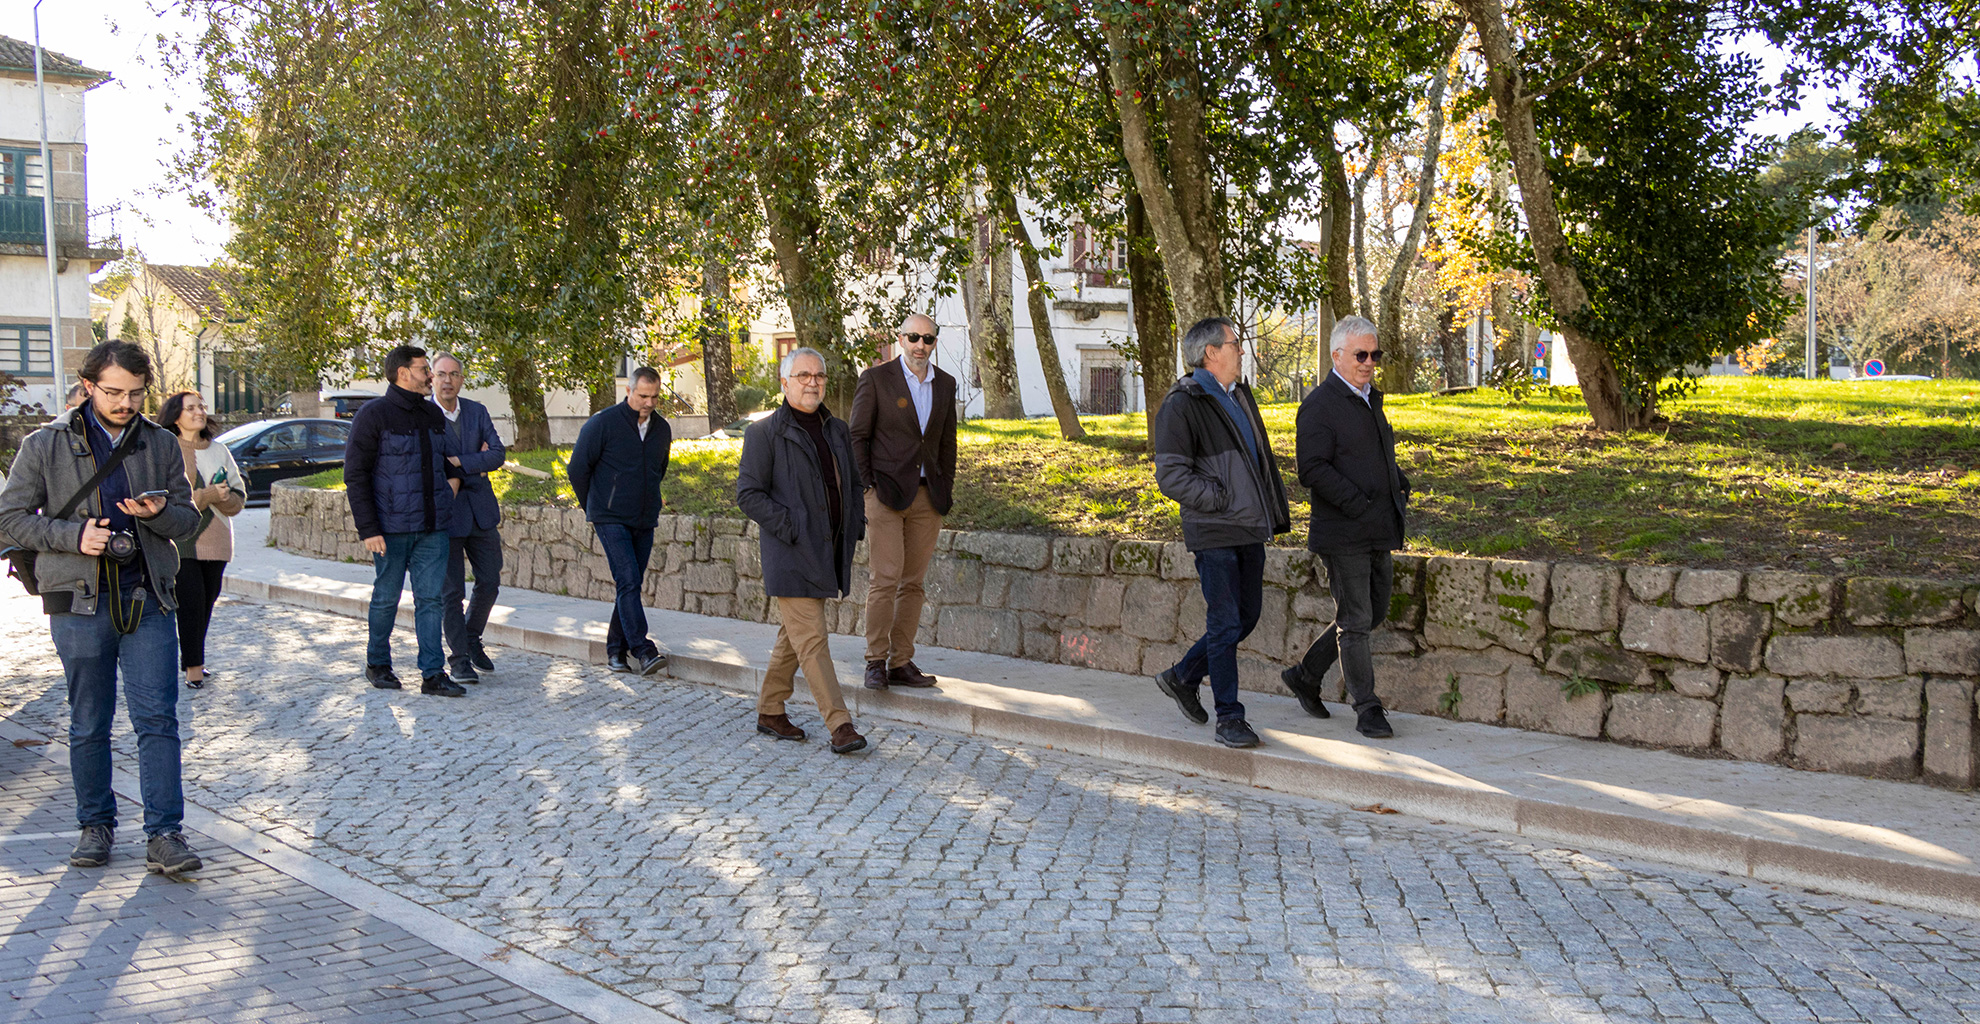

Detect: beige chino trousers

[863,485,943,666]
[757,596,853,732]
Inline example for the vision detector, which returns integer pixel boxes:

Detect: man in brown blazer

[849,313,959,690]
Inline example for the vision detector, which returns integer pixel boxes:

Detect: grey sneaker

[145,832,203,876]
[1215,718,1262,748]
[70,824,113,867]
[447,657,480,684]
[468,642,495,673]
[639,651,668,676]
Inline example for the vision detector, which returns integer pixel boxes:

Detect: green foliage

[1439,673,1464,715]
[1562,675,1604,699]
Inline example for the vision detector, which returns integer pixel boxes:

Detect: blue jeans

[51,589,184,836]
[368,530,450,677]
[1170,543,1265,723]
[595,524,657,660]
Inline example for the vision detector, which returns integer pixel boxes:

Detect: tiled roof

[149,264,243,322]
[0,36,110,84]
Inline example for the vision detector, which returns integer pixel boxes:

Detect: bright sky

[0,6,1849,275]
[0,0,226,268]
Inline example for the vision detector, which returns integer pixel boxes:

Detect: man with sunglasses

[1281,315,1410,739]
[849,313,957,692]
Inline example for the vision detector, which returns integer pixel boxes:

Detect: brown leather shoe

[863,659,889,690]
[886,661,937,687]
[829,723,868,754]
[756,713,806,742]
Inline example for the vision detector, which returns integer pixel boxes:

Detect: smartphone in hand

[136,489,172,500]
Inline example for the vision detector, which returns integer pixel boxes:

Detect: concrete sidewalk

[227,511,1980,920]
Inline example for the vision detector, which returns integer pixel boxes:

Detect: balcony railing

[0,195,86,246]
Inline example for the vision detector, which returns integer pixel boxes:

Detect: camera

[104,530,140,565]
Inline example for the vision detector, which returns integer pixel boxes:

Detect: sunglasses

[1349,349,1384,364]
[901,332,937,345]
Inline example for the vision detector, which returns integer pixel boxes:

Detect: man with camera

[0,341,204,875]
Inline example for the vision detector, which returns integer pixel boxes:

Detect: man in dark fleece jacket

[344,345,465,697]
[568,367,672,677]
[1150,317,1291,749]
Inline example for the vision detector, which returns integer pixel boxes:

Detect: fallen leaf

[1353,803,1401,815]
[11,739,48,747]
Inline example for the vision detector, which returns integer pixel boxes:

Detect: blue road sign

[1865,359,1886,377]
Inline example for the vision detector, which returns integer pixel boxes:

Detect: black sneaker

[1357,706,1395,739]
[607,653,631,672]
[1155,669,1209,725]
[365,665,402,690]
[1280,665,1331,719]
[145,832,202,876]
[70,824,113,867]
[639,652,668,676]
[447,658,480,684]
[468,642,495,673]
[1215,718,1262,748]
[421,674,467,697]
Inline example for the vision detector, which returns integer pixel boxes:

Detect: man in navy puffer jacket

[344,345,466,697]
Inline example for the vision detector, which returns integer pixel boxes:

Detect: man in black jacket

[344,345,466,698]
[1151,317,1292,749]
[1281,315,1409,738]
[736,347,869,755]
[569,367,672,677]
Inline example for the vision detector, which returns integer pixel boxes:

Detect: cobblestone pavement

[3,593,1980,1024]
[0,739,589,1024]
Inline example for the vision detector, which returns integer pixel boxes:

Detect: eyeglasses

[901,332,937,345]
[433,369,464,379]
[788,372,827,384]
[1350,349,1384,364]
[92,384,150,402]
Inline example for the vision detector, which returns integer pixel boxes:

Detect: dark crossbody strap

[53,425,146,522]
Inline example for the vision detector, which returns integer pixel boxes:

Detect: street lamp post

[1804,223,1818,380]
[33,0,64,406]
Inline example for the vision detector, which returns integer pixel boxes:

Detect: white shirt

[637,416,650,440]
[1331,367,1373,406]
[434,396,462,423]
[901,356,934,433]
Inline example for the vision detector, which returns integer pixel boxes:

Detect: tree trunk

[701,259,737,427]
[1320,145,1356,321]
[1353,174,1373,320]
[1101,22,1226,325]
[963,202,1025,419]
[500,347,551,451]
[588,376,616,414]
[997,187,1085,441]
[1456,0,1634,429]
[1377,45,1457,395]
[1488,162,1520,368]
[1126,188,1176,438]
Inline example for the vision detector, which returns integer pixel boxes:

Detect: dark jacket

[568,401,671,528]
[736,402,865,599]
[849,357,959,514]
[1297,371,1411,555]
[1153,374,1292,551]
[0,408,200,614]
[435,396,506,537]
[344,383,462,539]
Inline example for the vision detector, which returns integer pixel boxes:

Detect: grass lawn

[297,376,1980,579]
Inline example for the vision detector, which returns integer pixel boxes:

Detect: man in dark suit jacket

[431,353,508,684]
[1282,316,1410,738]
[569,367,673,677]
[848,313,958,691]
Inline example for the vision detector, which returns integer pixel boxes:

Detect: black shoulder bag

[2,431,146,599]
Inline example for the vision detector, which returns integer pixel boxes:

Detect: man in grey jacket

[0,341,203,874]
[736,347,869,755]
[1151,318,1292,748]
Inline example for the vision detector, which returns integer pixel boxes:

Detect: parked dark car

[216,418,352,502]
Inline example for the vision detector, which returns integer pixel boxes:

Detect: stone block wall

[271,483,1980,790]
